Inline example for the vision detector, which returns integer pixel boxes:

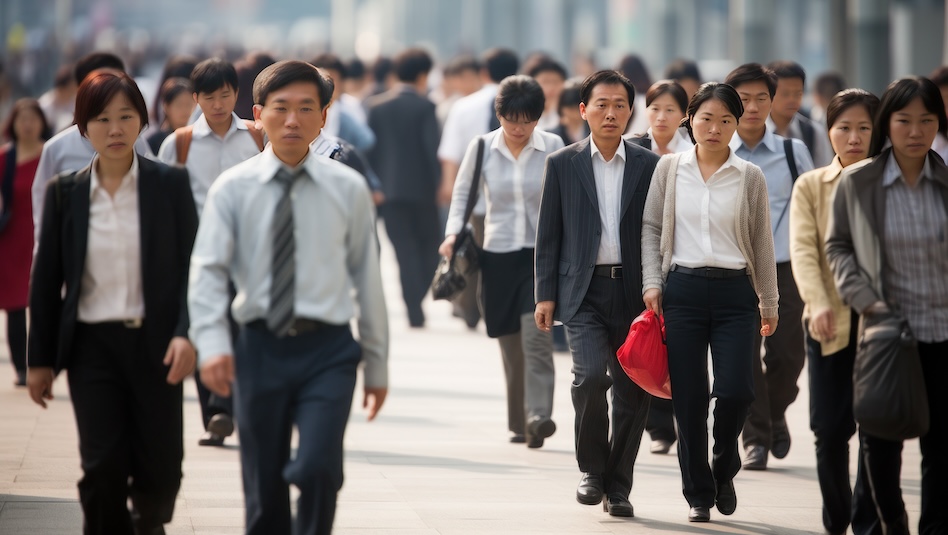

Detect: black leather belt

[246,318,331,336]
[592,265,622,279]
[80,318,144,329]
[671,265,747,279]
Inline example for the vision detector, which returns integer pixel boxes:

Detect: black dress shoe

[715,479,736,515]
[771,417,791,459]
[526,416,556,448]
[742,444,768,470]
[198,431,225,447]
[576,473,604,505]
[603,494,634,517]
[509,433,526,444]
[207,413,235,438]
[688,506,711,522]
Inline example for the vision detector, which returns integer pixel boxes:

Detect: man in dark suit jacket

[366,48,441,327]
[535,70,660,518]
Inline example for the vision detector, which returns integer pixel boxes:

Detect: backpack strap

[799,118,816,159]
[243,120,265,152]
[174,125,194,166]
[784,138,799,182]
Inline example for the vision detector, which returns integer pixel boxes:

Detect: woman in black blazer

[27,71,198,535]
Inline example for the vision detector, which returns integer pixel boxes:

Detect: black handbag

[431,138,485,301]
[0,144,17,233]
[852,309,929,441]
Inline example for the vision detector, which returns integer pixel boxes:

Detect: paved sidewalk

[0,237,922,534]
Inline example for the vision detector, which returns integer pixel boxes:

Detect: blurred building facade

[1,0,946,99]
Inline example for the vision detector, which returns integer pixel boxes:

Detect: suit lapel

[137,158,157,289]
[571,140,599,210]
[72,170,92,277]
[619,141,643,220]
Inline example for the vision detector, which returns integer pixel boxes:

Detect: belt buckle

[123,318,142,329]
[610,266,622,279]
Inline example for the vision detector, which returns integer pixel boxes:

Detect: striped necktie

[267,167,303,336]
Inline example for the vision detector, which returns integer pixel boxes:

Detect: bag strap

[772,138,799,234]
[174,125,194,165]
[1,144,17,217]
[461,137,486,225]
[242,119,265,152]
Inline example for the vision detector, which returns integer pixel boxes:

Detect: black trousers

[806,312,880,535]
[381,201,441,324]
[234,323,361,535]
[860,340,948,535]
[646,399,676,443]
[664,271,757,507]
[67,322,183,535]
[743,262,806,450]
[4,307,26,372]
[564,276,650,499]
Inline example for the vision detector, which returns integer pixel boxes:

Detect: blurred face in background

[828,104,872,167]
[772,76,804,123]
[534,70,565,112]
[646,93,685,143]
[13,106,45,143]
[735,80,772,140]
[164,91,196,131]
[195,84,238,132]
[454,68,482,97]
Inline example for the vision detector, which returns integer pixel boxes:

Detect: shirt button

[588,264,594,268]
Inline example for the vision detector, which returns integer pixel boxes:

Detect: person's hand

[371,191,385,206]
[200,355,235,397]
[163,336,196,385]
[643,288,662,315]
[810,308,836,341]
[438,235,457,259]
[534,301,556,332]
[27,367,55,408]
[363,386,388,421]
[761,316,778,337]
[863,300,891,316]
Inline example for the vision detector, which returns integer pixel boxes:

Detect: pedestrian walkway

[0,234,922,534]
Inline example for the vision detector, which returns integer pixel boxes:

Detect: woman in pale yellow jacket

[788,89,880,535]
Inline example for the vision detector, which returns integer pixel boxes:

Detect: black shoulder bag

[431,138,485,301]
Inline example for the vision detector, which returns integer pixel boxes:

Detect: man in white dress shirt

[189,60,387,535]
[158,57,264,448]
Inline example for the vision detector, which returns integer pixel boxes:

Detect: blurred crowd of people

[0,42,947,535]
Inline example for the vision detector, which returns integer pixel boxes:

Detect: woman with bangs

[826,77,948,535]
[440,75,565,449]
[27,71,198,534]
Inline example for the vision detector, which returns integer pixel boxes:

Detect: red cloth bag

[616,310,671,399]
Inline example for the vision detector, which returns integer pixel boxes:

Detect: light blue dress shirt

[729,128,814,263]
[188,145,389,387]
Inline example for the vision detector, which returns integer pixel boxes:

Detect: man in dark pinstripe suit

[535,70,660,518]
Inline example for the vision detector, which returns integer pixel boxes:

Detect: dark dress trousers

[535,138,659,499]
[29,158,198,534]
[366,86,442,325]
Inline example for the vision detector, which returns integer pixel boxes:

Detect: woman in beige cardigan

[641,82,778,524]
[788,89,880,535]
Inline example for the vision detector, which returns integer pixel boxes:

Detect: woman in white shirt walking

[641,82,778,524]
[440,75,565,448]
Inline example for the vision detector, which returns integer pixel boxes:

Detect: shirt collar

[192,112,244,139]
[646,127,693,153]
[728,125,778,153]
[679,145,745,173]
[883,152,933,187]
[820,156,846,183]
[90,152,139,198]
[490,128,546,158]
[590,136,626,163]
[257,144,319,184]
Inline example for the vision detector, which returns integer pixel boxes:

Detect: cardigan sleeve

[641,156,670,293]
[788,172,832,312]
[747,165,779,318]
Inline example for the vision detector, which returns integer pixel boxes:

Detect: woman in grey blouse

[641,82,778,524]
[439,75,565,448]
[825,76,948,535]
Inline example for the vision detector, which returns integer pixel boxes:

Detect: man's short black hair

[311,53,347,79]
[372,57,394,84]
[345,58,366,80]
[523,55,568,81]
[446,55,480,76]
[767,60,807,85]
[929,65,948,87]
[393,48,433,83]
[191,58,239,95]
[481,48,519,83]
[579,70,635,106]
[724,63,777,98]
[557,77,584,114]
[253,60,333,110]
[74,52,125,85]
[494,75,545,122]
[815,71,847,102]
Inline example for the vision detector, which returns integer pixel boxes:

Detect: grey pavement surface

[0,232,922,534]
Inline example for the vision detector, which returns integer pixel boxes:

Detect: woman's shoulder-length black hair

[871,76,948,155]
